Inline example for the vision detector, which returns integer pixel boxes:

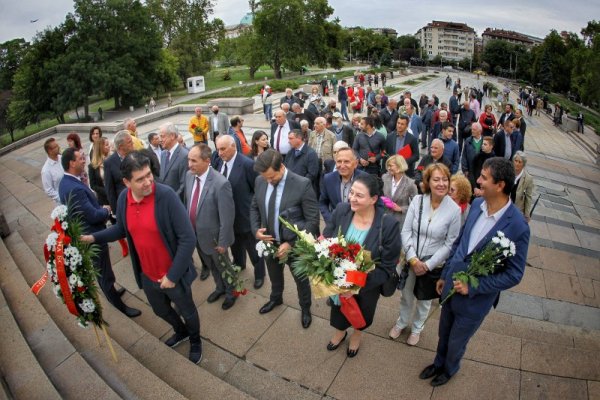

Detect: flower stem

[439,289,455,306]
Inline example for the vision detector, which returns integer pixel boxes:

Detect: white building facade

[416,21,475,61]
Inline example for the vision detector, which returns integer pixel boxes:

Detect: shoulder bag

[413,197,444,300]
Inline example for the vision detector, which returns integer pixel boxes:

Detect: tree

[147,0,224,85]
[392,35,420,61]
[0,39,29,90]
[253,0,337,78]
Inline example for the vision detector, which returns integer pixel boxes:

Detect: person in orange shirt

[189,107,209,144]
[229,116,251,156]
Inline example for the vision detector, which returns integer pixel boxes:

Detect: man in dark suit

[213,135,265,289]
[250,149,319,328]
[186,144,237,310]
[384,115,419,178]
[493,120,520,161]
[338,80,349,121]
[83,151,202,364]
[319,147,366,223]
[59,148,140,318]
[420,157,529,386]
[448,90,460,127]
[284,129,320,195]
[104,130,134,213]
[270,110,300,157]
[158,122,189,201]
[498,103,515,126]
[379,98,399,133]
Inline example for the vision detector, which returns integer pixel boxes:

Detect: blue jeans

[340,100,349,121]
[264,104,272,121]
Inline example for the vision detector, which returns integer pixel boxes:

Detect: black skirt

[330,286,381,331]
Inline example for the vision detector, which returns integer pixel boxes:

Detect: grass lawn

[1,117,76,147]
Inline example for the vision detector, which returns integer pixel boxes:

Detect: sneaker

[407,332,420,346]
[388,325,403,339]
[189,341,203,364]
[164,332,189,348]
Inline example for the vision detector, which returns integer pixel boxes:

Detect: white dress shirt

[468,199,512,254]
[273,122,292,155]
[41,156,64,205]
[220,152,237,179]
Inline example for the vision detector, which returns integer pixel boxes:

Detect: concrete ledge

[207,98,254,115]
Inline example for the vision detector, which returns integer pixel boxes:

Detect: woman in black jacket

[324,174,401,357]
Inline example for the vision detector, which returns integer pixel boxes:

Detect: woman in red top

[479,104,497,136]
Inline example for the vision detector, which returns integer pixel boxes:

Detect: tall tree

[147,0,224,85]
[253,0,337,78]
[0,38,29,90]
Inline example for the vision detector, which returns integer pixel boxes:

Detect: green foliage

[0,38,29,90]
[253,0,338,78]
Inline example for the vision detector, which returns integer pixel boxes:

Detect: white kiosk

[187,76,206,94]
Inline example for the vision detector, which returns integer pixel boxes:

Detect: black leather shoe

[301,309,312,329]
[164,332,189,348]
[222,297,236,310]
[327,331,347,351]
[431,373,452,387]
[253,278,264,289]
[189,341,203,365]
[346,346,360,358]
[419,364,444,380]
[199,268,210,281]
[122,306,141,318]
[207,291,224,303]
[117,287,126,297]
[259,300,282,314]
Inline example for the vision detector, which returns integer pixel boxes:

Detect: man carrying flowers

[419,157,530,387]
[189,106,209,145]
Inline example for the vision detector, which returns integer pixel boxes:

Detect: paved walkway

[1,71,599,399]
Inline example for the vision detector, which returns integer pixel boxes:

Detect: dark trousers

[95,243,126,311]
[458,130,470,157]
[198,245,234,300]
[433,295,486,377]
[266,254,311,310]
[142,274,200,342]
[231,231,265,280]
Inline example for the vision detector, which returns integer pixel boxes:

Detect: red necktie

[189,177,201,229]
[276,126,283,152]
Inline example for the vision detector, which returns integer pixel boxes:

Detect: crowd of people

[39,73,532,385]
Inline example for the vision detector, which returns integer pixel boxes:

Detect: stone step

[0,280,61,399]
[0,237,119,399]
[7,229,254,400]
[3,231,189,400]
[14,223,323,399]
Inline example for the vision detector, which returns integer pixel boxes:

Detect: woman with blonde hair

[382,155,417,228]
[449,174,472,225]
[389,163,461,346]
[88,137,128,257]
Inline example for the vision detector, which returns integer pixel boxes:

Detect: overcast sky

[1,0,596,43]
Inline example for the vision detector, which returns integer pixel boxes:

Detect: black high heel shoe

[346,345,360,358]
[326,331,348,351]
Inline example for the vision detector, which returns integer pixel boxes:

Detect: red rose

[191,124,197,129]
[417,165,424,171]
[77,287,86,293]
[368,152,376,157]
[241,289,248,296]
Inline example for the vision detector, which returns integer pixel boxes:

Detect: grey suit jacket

[250,169,319,243]
[159,144,189,200]
[381,173,418,227]
[209,112,230,141]
[185,169,235,255]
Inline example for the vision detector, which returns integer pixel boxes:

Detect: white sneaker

[407,332,420,346]
[389,325,403,339]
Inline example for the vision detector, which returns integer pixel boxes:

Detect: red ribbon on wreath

[345,270,367,287]
[31,220,79,316]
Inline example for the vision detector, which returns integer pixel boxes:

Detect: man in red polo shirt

[82,151,202,364]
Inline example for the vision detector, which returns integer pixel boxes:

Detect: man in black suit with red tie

[213,135,265,289]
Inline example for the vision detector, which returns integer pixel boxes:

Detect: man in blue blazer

[384,115,419,178]
[59,148,141,318]
[158,122,189,201]
[83,151,202,364]
[319,148,366,224]
[420,157,530,387]
[213,135,265,289]
[104,130,134,213]
[493,120,521,161]
[283,129,320,196]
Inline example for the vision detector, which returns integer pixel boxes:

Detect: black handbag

[379,215,399,297]
[413,196,444,301]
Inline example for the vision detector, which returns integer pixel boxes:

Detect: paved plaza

[0,71,599,399]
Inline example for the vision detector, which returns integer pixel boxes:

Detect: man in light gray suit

[208,105,229,144]
[159,122,189,201]
[250,149,319,328]
[186,143,237,310]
